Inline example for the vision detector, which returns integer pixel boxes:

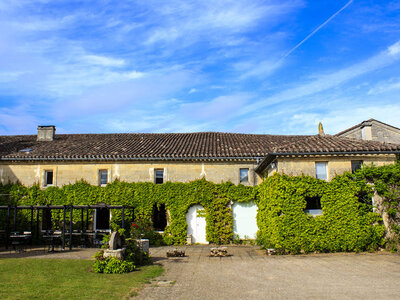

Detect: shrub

[93,257,135,274]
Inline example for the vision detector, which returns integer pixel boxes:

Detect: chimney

[318,122,325,136]
[361,120,372,140]
[37,125,56,141]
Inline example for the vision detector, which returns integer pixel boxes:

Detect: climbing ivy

[256,173,385,254]
[0,179,255,245]
[354,161,400,251]
[1,163,397,252]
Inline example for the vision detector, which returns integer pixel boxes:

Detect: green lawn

[0,259,163,299]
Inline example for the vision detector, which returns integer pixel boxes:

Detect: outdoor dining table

[43,233,62,252]
[10,233,31,252]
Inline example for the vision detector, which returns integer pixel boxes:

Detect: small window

[99,170,108,186]
[155,169,164,184]
[305,196,322,216]
[315,162,328,180]
[351,160,363,173]
[240,168,249,183]
[44,170,53,186]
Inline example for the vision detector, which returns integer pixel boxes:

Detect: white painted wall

[186,205,207,244]
[232,201,258,239]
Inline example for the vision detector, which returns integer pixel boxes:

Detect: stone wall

[339,121,400,144]
[0,160,261,187]
[0,154,397,187]
[275,154,397,180]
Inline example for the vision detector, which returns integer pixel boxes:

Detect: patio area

[138,245,400,300]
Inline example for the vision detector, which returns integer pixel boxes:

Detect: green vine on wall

[354,162,400,251]
[0,179,255,245]
[256,173,384,254]
[1,161,398,252]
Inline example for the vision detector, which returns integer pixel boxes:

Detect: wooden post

[81,208,84,232]
[69,206,73,250]
[86,208,89,231]
[62,206,66,250]
[13,206,17,232]
[30,206,34,245]
[5,206,10,250]
[36,208,40,240]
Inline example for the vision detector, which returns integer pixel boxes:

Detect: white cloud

[179,93,252,122]
[388,41,400,55]
[82,55,126,67]
[367,78,400,95]
[238,40,400,115]
[143,0,301,46]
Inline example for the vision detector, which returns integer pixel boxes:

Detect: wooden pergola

[0,204,134,251]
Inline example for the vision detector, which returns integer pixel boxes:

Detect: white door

[186,205,207,244]
[232,201,258,239]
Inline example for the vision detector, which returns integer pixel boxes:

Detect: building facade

[0,125,399,188]
[336,119,400,144]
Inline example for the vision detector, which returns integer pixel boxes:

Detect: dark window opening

[95,207,110,230]
[152,204,167,231]
[45,171,53,186]
[42,208,52,231]
[155,169,164,184]
[240,168,249,183]
[351,160,363,173]
[357,191,373,212]
[305,196,322,210]
[99,170,108,186]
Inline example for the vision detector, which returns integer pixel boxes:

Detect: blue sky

[1,0,400,135]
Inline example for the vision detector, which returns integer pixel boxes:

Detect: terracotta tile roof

[271,134,399,154]
[0,132,398,161]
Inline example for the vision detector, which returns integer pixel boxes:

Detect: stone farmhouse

[0,124,399,188]
[0,124,399,243]
[336,118,400,145]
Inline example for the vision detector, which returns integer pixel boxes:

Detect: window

[351,160,363,173]
[240,168,249,183]
[305,196,322,216]
[155,169,164,184]
[44,170,53,186]
[99,170,108,186]
[315,162,328,180]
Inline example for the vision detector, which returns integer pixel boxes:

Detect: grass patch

[0,259,163,299]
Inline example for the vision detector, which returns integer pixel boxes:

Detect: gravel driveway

[137,245,400,300]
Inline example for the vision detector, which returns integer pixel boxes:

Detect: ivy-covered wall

[256,173,385,253]
[0,179,255,245]
[0,166,395,252]
[355,161,400,251]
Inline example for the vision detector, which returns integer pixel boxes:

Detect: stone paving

[2,244,400,299]
[138,245,400,300]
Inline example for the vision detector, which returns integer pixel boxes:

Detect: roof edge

[254,150,400,174]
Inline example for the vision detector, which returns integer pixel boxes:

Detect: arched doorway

[186,205,207,244]
[232,201,258,239]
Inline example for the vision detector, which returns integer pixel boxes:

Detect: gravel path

[137,245,400,300]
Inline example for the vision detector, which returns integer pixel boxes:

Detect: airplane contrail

[280,0,354,61]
